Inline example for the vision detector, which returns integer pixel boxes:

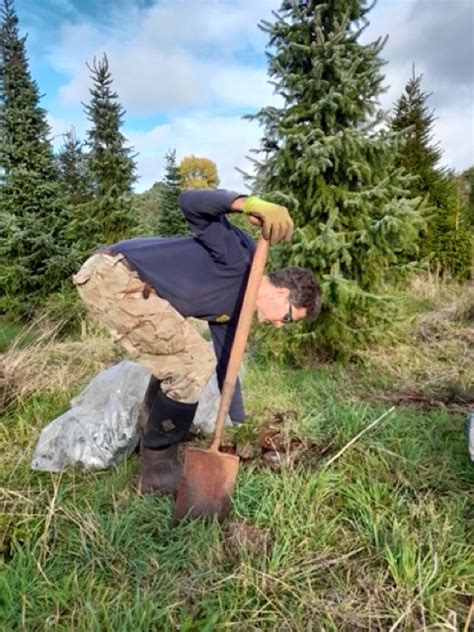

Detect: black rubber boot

[142,387,198,450]
[138,375,162,432]
[136,383,198,495]
[137,444,181,495]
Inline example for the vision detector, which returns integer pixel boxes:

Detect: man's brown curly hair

[268,266,321,321]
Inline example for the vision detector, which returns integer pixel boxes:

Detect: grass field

[1,280,473,630]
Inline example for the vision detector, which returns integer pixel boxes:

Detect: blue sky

[14,0,474,192]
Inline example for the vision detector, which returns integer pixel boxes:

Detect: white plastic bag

[31,361,148,471]
[31,358,232,472]
[466,411,474,462]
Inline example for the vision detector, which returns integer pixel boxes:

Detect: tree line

[0,0,219,317]
[0,0,472,357]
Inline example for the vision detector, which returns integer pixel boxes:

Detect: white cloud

[435,104,474,172]
[126,113,262,192]
[45,0,473,193]
[42,1,280,191]
[363,0,474,171]
[47,112,88,148]
[59,47,210,111]
[210,66,279,109]
[49,0,277,112]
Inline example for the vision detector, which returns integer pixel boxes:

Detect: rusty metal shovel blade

[173,235,269,524]
[174,448,239,523]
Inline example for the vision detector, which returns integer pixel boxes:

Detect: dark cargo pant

[73,252,216,404]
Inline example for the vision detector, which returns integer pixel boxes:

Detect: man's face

[256,286,307,329]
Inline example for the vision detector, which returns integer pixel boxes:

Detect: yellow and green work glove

[242,196,294,245]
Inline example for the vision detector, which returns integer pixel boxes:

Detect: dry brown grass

[357,277,474,408]
[0,318,118,411]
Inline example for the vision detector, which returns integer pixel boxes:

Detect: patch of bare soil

[370,388,474,415]
[180,411,330,471]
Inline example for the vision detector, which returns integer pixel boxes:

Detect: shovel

[174,234,270,523]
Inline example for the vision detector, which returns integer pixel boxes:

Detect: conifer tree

[248,0,423,357]
[134,181,164,234]
[155,150,189,237]
[391,68,442,197]
[392,70,471,279]
[460,167,474,279]
[57,127,91,206]
[427,174,471,280]
[82,54,137,248]
[57,127,97,271]
[0,0,71,315]
[461,166,474,228]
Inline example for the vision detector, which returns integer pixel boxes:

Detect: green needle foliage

[76,54,137,252]
[0,0,72,316]
[57,127,92,207]
[134,181,165,234]
[392,69,471,280]
[155,149,190,237]
[427,176,472,280]
[391,68,443,198]
[84,54,136,200]
[247,0,424,359]
[461,166,474,229]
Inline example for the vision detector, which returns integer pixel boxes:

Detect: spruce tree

[392,68,442,197]
[0,0,71,315]
[82,54,137,249]
[155,150,189,237]
[57,127,91,206]
[461,166,474,228]
[460,167,474,279]
[134,181,165,234]
[247,0,423,357]
[427,174,471,280]
[392,70,471,279]
[56,127,97,271]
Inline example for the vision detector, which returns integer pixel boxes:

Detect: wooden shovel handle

[210,235,270,451]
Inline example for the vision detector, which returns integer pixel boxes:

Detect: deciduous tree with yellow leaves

[179,155,219,190]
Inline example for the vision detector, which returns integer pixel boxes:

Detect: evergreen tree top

[250,0,388,147]
[0,0,57,177]
[57,126,92,205]
[82,52,136,196]
[155,149,189,237]
[1,0,40,100]
[84,54,130,150]
[391,66,442,173]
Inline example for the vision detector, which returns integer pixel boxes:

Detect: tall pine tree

[247,0,423,358]
[82,54,137,249]
[459,167,474,279]
[391,68,442,198]
[461,166,474,228]
[392,70,471,280]
[57,127,91,206]
[0,0,71,315]
[134,181,164,235]
[155,150,189,237]
[426,174,471,280]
